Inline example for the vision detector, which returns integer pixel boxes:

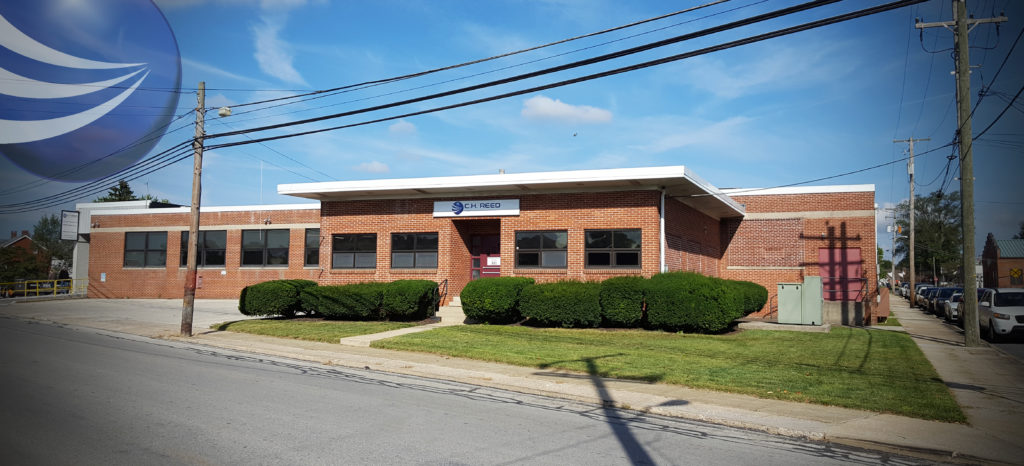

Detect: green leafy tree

[877,246,892,278]
[1014,221,1024,239]
[32,214,74,269]
[94,179,136,202]
[893,190,962,283]
[0,246,46,281]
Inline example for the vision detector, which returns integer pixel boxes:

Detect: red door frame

[471,235,500,279]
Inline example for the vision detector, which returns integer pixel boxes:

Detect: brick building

[982,235,1024,288]
[74,166,876,318]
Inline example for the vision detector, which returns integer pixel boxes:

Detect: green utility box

[777,276,823,325]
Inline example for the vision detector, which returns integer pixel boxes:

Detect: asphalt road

[0,317,931,465]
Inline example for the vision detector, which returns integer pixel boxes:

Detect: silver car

[979,288,1024,342]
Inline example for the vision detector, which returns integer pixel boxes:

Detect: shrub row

[240,279,437,321]
[459,273,767,332]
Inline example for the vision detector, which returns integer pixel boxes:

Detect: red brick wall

[721,191,877,315]
[665,197,721,276]
[87,208,320,299]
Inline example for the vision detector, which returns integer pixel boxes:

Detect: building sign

[60,210,79,241]
[433,199,519,217]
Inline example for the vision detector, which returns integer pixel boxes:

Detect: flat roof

[720,185,875,196]
[88,203,319,216]
[279,166,745,219]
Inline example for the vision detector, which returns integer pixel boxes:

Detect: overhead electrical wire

[210,119,332,182]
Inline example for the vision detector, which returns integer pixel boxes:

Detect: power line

[209,119,331,182]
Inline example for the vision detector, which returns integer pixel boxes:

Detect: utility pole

[894,137,927,307]
[916,1,1005,347]
[181,81,205,337]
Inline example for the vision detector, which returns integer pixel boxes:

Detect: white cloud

[521,96,612,124]
[354,161,390,173]
[638,116,751,153]
[388,120,417,135]
[461,23,532,55]
[251,14,307,85]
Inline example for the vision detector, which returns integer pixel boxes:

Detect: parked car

[920,287,939,310]
[931,287,962,316]
[944,292,963,324]
[979,288,1024,342]
[915,286,932,307]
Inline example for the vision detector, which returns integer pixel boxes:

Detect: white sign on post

[60,210,80,241]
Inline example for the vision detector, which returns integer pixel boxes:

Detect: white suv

[979,288,1024,342]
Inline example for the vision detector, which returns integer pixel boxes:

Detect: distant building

[982,234,1024,288]
[1,230,33,252]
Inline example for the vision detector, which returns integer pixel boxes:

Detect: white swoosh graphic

[0,13,143,69]
[0,71,149,144]
[0,67,145,99]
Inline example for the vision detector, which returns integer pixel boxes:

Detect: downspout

[660,188,666,273]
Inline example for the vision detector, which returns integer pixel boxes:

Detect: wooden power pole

[916,1,1006,347]
[894,137,927,307]
[181,81,205,337]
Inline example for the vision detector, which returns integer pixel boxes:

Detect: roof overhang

[279,166,745,219]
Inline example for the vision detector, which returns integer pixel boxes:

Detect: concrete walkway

[3,297,1023,464]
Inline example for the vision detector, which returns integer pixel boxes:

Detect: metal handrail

[0,278,87,298]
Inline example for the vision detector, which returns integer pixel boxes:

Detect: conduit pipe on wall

[660,187,667,273]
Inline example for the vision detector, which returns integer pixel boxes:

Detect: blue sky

[1,0,1021,264]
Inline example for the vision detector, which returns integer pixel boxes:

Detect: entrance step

[436,305,467,324]
[448,296,461,307]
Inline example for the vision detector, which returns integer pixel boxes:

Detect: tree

[93,179,169,203]
[94,179,136,202]
[893,190,963,284]
[877,246,892,279]
[1014,221,1024,239]
[0,246,46,281]
[32,214,74,269]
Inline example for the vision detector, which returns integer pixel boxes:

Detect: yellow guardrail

[0,279,88,298]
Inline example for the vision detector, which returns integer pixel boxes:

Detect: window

[585,229,641,268]
[241,229,289,266]
[332,233,376,269]
[124,231,167,268]
[515,231,567,268]
[305,229,320,267]
[391,232,438,269]
[180,230,227,267]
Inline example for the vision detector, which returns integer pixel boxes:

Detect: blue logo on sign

[0,0,181,181]
[451,201,464,215]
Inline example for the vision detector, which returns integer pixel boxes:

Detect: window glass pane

[305,229,319,246]
[541,250,567,268]
[146,251,166,267]
[354,253,376,268]
[266,248,288,265]
[516,232,540,250]
[242,231,264,249]
[615,251,640,266]
[472,258,481,267]
[205,250,225,267]
[148,232,167,250]
[391,252,414,268]
[266,230,290,249]
[415,252,437,268]
[614,230,641,249]
[517,252,539,267]
[356,234,376,252]
[124,251,145,267]
[205,231,227,249]
[417,233,438,251]
[125,232,146,250]
[333,234,355,252]
[305,249,319,266]
[544,231,568,249]
[586,231,611,249]
[392,234,415,251]
[587,252,611,266]
[241,249,264,266]
[333,252,354,268]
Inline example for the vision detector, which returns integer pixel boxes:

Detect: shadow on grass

[535,353,674,466]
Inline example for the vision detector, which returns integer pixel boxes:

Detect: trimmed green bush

[318,283,388,320]
[240,281,302,317]
[461,277,535,323]
[736,280,768,314]
[299,286,323,315]
[646,272,737,333]
[520,281,602,328]
[382,280,438,320]
[599,276,647,327]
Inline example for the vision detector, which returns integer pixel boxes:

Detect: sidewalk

[4,298,1023,464]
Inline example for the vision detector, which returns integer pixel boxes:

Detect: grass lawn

[371,325,964,422]
[213,319,416,343]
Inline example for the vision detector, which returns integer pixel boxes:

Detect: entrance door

[471,235,500,279]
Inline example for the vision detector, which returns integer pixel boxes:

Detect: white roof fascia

[279,166,689,196]
[89,203,319,216]
[75,200,152,210]
[721,185,876,196]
